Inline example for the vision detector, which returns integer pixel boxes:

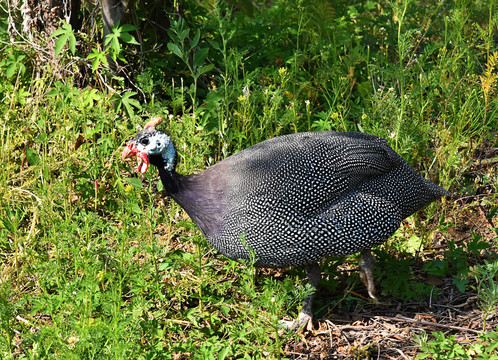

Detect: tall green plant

[167,17,214,114]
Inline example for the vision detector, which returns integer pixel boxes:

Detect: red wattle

[136,151,149,173]
[122,142,149,174]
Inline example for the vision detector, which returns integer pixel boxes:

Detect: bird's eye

[142,138,149,145]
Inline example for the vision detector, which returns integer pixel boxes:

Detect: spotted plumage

[123,117,452,329]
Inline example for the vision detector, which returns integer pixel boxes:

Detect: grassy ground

[1,0,498,358]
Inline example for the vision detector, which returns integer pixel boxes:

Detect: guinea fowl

[122,117,452,329]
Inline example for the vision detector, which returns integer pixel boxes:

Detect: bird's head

[122,117,176,173]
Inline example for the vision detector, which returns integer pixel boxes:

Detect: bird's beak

[121,141,138,161]
[122,142,150,174]
[121,142,135,160]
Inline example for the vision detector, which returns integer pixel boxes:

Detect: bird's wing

[241,191,404,267]
[275,191,404,263]
[314,191,403,255]
[228,131,402,180]
[221,132,404,217]
[312,132,401,177]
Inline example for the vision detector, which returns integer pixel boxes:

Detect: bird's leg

[280,262,321,330]
[359,249,378,301]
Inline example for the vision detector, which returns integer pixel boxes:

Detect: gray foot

[280,262,321,330]
[279,312,312,330]
[359,249,378,301]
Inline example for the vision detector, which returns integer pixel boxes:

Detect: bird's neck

[156,164,196,210]
[156,163,226,237]
[156,164,183,195]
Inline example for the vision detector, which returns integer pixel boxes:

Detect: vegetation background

[1,0,497,358]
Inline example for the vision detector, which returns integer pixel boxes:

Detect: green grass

[1,0,498,358]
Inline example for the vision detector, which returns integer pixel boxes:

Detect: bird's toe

[279,312,313,331]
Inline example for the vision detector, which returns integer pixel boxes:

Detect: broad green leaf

[179,28,189,42]
[50,23,72,38]
[26,148,40,165]
[5,64,16,78]
[104,30,122,61]
[206,39,221,51]
[54,35,68,58]
[4,54,26,78]
[218,347,229,360]
[120,24,137,32]
[104,33,113,46]
[119,32,139,45]
[405,234,422,255]
[123,102,134,118]
[167,43,183,59]
[82,88,103,107]
[87,48,108,72]
[51,24,76,58]
[122,92,141,106]
[415,353,431,359]
[452,276,468,293]
[111,36,120,54]
[68,33,76,54]
[196,63,214,77]
[194,47,209,67]
[119,92,141,119]
[35,133,47,144]
[124,177,143,189]
[50,28,66,37]
[190,29,200,50]
[219,305,230,317]
[131,202,143,214]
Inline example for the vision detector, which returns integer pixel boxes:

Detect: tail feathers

[428,181,454,199]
